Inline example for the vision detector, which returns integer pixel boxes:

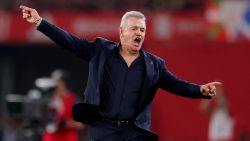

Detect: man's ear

[119,27,123,38]
[118,27,123,34]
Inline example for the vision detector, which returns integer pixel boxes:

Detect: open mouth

[134,37,142,44]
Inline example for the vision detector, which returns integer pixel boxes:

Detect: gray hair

[120,11,146,28]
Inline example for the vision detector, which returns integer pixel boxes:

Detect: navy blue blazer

[37,20,211,141]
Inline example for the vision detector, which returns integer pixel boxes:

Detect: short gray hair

[120,11,146,28]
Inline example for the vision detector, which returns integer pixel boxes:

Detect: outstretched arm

[158,60,221,99]
[19,5,97,61]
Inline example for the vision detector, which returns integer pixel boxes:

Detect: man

[43,69,84,141]
[20,5,221,141]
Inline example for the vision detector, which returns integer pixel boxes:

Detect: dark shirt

[99,47,145,120]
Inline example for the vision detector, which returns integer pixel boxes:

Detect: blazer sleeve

[37,19,102,61]
[158,60,211,99]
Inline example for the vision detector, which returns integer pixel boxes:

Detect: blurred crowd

[0,0,204,11]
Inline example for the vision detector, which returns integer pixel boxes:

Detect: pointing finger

[20,5,33,12]
[211,81,222,86]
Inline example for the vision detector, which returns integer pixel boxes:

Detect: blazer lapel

[97,44,117,94]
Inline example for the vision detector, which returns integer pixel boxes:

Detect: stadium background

[0,0,250,141]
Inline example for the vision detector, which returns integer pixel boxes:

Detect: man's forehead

[126,17,146,27]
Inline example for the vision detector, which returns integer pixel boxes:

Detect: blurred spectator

[200,86,235,141]
[42,69,84,141]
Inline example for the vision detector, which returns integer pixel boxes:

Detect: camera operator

[42,69,83,141]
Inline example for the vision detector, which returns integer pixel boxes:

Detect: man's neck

[119,46,140,67]
[119,46,140,58]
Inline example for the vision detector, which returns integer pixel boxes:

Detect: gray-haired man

[20,5,221,141]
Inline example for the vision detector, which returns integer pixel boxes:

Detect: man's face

[120,17,146,53]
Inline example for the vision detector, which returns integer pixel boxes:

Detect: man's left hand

[200,81,222,97]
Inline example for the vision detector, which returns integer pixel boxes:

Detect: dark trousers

[89,120,146,141]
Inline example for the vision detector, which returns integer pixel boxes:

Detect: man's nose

[135,30,142,36]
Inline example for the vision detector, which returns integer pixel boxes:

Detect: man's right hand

[20,5,42,25]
